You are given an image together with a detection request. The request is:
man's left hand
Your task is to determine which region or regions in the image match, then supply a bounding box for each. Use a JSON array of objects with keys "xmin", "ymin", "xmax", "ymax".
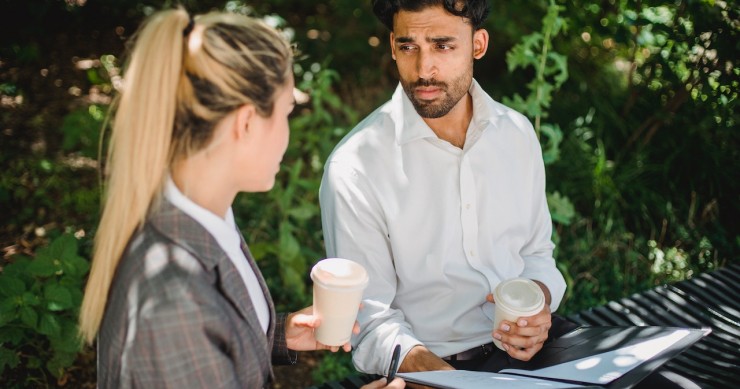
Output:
[
  {"xmin": 491, "ymin": 303, "xmax": 552, "ymax": 361},
  {"xmin": 487, "ymin": 280, "xmax": 553, "ymax": 361}
]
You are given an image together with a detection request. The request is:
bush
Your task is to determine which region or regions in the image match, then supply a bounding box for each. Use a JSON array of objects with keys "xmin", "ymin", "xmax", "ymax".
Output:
[{"xmin": 0, "ymin": 234, "xmax": 89, "ymax": 388}]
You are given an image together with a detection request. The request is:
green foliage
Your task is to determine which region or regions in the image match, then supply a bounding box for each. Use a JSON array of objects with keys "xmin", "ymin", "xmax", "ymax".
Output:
[
  {"xmin": 500, "ymin": 1, "xmax": 576, "ymax": 228},
  {"xmin": 0, "ymin": 234, "xmax": 89, "ymax": 386},
  {"xmin": 547, "ymin": 191, "xmax": 576, "ymax": 226},
  {"xmin": 311, "ymin": 352, "xmax": 356, "ymax": 384},
  {"xmin": 61, "ymin": 105, "xmax": 106, "ymax": 158},
  {"xmin": 503, "ymin": 0, "xmax": 569, "ymax": 139}
]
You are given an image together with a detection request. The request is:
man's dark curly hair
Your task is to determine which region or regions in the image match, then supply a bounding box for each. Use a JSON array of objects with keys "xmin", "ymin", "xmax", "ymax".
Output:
[{"xmin": 372, "ymin": 0, "xmax": 491, "ymax": 31}]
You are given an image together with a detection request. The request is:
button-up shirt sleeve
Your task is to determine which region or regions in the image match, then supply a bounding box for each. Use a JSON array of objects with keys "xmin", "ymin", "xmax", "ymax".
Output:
[{"xmin": 320, "ymin": 160, "xmax": 423, "ymax": 375}]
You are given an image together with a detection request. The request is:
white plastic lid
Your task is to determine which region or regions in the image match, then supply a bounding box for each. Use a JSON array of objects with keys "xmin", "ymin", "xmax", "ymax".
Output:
[
  {"xmin": 310, "ymin": 258, "xmax": 369, "ymax": 290},
  {"xmin": 493, "ymin": 278, "xmax": 545, "ymax": 315}
]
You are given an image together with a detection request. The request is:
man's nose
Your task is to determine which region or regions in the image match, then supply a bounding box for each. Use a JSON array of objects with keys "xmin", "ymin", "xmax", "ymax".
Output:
[{"xmin": 417, "ymin": 50, "xmax": 438, "ymax": 80}]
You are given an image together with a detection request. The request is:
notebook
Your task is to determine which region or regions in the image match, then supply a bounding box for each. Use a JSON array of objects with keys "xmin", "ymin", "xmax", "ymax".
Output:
[{"xmin": 399, "ymin": 326, "xmax": 710, "ymax": 389}]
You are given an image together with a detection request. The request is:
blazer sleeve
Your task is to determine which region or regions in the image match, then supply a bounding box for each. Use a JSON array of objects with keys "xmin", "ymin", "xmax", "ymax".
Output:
[
  {"xmin": 271, "ymin": 312, "xmax": 298, "ymax": 365},
  {"xmin": 125, "ymin": 291, "xmax": 243, "ymax": 388}
]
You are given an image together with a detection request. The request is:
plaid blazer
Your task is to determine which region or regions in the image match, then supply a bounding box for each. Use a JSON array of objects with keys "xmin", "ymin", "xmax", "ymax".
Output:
[{"xmin": 97, "ymin": 199, "xmax": 294, "ymax": 388}]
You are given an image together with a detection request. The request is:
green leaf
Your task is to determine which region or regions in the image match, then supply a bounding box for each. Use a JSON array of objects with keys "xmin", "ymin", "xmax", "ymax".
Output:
[
  {"xmin": 0, "ymin": 346, "xmax": 20, "ymax": 373},
  {"xmin": 50, "ymin": 321, "xmax": 83, "ymax": 353},
  {"xmin": 280, "ymin": 266, "xmax": 304, "ymax": 295},
  {"xmin": 26, "ymin": 256, "xmax": 57, "ymax": 277},
  {"xmin": 541, "ymin": 123, "xmax": 564, "ymax": 165},
  {"xmin": 0, "ymin": 328, "xmax": 24, "ymax": 345},
  {"xmin": 287, "ymin": 204, "xmax": 317, "ymax": 221},
  {"xmin": 247, "ymin": 242, "xmax": 274, "ymax": 261},
  {"xmin": 0, "ymin": 276, "xmax": 25, "ymax": 297},
  {"xmin": 0, "ymin": 297, "xmax": 17, "ymax": 314},
  {"xmin": 19, "ymin": 306, "xmax": 38, "ymax": 329},
  {"xmin": 49, "ymin": 234, "xmax": 78, "ymax": 261},
  {"xmin": 44, "ymin": 284, "xmax": 73, "ymax": 310},
  {"xmin": 546, "ymin": 52, "xmax": 569, "ymax": 88},
  {"xmin": 47, "ymin": 350, "xmax": 77, "ymax": 378},
  {"xmin": 278, "ymin": 223, "xmax": 300, "ymax": 261},
  {"xmin": 38, "ymin": 313, "xmax": 62, "ymax": 337},
  {"xmin": 0, "ymin": 299, "xmax": 18, "ymax": 326},
  {"xmin": 22, "ymin": 292, "xmax": 41, "ymax": 306},
  {"xmin": 62, "ymin": 255, "xmax": 90, "ymax": 278},
  {"xmin": 0, "ymin": 256, "xmax": 30, "ymax": 278},
  {"xmin": 547, "ymin": 191, "xmax": 576, "ymax": 226}
]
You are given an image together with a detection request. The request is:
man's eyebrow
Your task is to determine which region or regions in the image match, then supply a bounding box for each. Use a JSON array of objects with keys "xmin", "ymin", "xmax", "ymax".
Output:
[
  {"xmin": 429, "ymin": 36, "xmax": 456, "ymax": 44},
  {"xmin": 395, "ymin": 36, "xmax": 415, "ymax": 43},
  {"xmin": 394, "ymin": 36, "xmax": 457, "ymax": 44}
]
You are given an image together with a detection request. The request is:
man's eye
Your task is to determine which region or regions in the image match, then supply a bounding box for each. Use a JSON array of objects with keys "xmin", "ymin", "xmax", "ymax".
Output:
[
  {"xmin": 437, "ymin": 44, "xmax": 452, "ymax": 50},
  {"xmin": 399, "ymin": 45, "xmax": 415, "ymax": 52}
]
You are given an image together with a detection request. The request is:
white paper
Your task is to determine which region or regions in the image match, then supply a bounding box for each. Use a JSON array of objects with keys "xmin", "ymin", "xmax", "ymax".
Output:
[
  {"xmin": 500, "ymin": 329, "xmax": 691, "ymax": 384},
  {"xmin": 397, "ymin": 370, "xmax": 588, "ymax": 389}
]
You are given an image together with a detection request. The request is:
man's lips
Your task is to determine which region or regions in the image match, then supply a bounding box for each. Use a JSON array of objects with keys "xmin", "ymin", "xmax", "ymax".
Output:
[{"xmin": 414, "ymin": 86, "xmax": 442, "ymax": 100}]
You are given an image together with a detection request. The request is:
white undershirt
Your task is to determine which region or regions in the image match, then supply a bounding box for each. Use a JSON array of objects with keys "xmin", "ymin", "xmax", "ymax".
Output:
[{"xmin": 164, "ymin": 177, "xmax": 269, "ymax": 333}]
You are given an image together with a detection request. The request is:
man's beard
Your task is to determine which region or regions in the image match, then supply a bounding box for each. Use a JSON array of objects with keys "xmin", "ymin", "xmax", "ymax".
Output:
[{"xmin": 400, "ymin": 71, "xmax": 472, "ymax": 119}]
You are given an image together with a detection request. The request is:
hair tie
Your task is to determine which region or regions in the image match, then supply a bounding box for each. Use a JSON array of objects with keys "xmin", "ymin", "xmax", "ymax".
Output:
[{"xmin": 183, "ymin": 17, "xmax": 195, "ymax": 37}]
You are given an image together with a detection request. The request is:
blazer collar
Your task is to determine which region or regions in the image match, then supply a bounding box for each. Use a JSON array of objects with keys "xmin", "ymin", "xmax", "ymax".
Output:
[{"xmin": 148, "ymin": 199, "xmax": 277, "ymax": 355}]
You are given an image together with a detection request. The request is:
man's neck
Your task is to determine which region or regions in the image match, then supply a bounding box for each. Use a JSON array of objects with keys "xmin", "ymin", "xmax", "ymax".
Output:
[{"xmin": 422, "ymin": 93, "xmax": 474, "ymax": 149}]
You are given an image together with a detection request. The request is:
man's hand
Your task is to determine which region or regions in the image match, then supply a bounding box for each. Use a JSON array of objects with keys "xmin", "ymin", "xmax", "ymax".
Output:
[
  {"xmin": 487, "ymin": 280, "xmax": 553, "ymax": 361},
  {"xmin": 284, "ymin": 306, "xmax": 358, "ymax": 352},
  {"xmin": 398, "ymin": 345, "xmax": 453, "ymax": 389},
  {"xmin": 398, "ymin": 345, "xmax": 453, "ymax": 373},
  {"xmin": 360, "ymin": 377, "xmax": 406, "ymax": 389}
]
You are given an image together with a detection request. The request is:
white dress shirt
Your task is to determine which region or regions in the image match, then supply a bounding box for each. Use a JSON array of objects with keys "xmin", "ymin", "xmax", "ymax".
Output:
[
  {"xmin": 164, "ymin": 177, "xmax": 270, "ymax": 333},
  {"xmin": 319, "ymin": 80, "xmax": 566, "ymax": 374}
]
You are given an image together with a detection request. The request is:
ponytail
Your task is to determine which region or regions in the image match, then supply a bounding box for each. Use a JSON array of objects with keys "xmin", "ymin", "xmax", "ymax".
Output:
[
  {"xmin": 79, "ymin": 7, "xmax": 292, "ymax": 345},
  {"xmin": 79, "ymin": 9, "xmax": 191, "ymax": 344}
]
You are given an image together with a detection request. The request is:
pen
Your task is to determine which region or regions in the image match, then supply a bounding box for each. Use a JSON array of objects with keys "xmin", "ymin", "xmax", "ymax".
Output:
[{"xmin": 387, "ymin": 344, "xmax": 401, "ymax": 381}]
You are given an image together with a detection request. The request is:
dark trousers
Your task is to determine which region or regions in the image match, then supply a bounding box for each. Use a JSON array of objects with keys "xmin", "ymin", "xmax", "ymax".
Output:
[{"xmin": 447, "ymin": 315, "xmax": 699, "ymax": 389}]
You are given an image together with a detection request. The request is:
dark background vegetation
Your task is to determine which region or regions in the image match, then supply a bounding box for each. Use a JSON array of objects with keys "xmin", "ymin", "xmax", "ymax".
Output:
[{"xmin": 1, "ymin": 0, "xmax": 737, "ymax": 387}]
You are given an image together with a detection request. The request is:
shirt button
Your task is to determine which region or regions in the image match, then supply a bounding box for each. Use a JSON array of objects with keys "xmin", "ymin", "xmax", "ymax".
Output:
[
  {"xmin": 470, "ymin": 250, "xmax": 475, "ymax": 257},
  {"xmin": 466, "ymin": 203, "xmax": 471, "ymax": 210}
]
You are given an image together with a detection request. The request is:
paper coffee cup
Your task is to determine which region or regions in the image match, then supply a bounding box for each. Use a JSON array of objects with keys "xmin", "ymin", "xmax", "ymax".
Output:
[
  {"xmin": 492, "ymin": 278, "xmax": 546, "ymax": 350},
  {"xmin": 310, "ymin": 258, "xmax": 369, "ymax": 346}
]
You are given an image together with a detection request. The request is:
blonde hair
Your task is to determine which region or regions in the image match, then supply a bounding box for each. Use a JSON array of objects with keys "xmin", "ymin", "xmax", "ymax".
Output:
[{"xmin": 79, "ymin": 8, "xmax": 293, "ymax": 344}]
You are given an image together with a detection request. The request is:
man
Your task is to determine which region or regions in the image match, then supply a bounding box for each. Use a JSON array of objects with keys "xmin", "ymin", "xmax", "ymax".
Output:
[{"xmin": 319, "ymin": 0, "xmax": 566, "ymax": 376}]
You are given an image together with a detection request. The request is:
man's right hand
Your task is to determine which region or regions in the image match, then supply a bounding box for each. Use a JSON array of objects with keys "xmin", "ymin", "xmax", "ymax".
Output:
[{"xmin": 398, "ymin": 345, "xmax": 454, "ymax": 389}]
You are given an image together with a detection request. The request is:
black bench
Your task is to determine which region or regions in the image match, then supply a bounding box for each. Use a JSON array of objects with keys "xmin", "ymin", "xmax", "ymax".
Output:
[{"xmin": 309, "ymin": 263, "xmax": 740, "ymax": 388}]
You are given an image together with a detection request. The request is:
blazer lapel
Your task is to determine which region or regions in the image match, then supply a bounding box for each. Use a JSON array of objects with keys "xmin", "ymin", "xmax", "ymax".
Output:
[
  {"xmin": 240, "ymin": 236, "xmax": 277, "ymax": 380},
  {"xmin": 240, "ymin": 237, "xmax": 276, "ymax": 340},
  {"xmin": 149, "ymin": 200, "xmax": 271, "ymax": 357}
]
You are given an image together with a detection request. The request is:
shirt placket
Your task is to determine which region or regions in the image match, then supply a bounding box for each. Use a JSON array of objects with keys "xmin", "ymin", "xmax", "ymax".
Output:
[{"xmin": 459, "ymin": 150, "xmax": 497, "ymax": 291}]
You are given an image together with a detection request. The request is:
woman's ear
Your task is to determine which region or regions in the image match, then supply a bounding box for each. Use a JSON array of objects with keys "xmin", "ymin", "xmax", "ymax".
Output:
[{"xmin": 233, "ymin": 104, "xmax": 255, "ymax": 139}]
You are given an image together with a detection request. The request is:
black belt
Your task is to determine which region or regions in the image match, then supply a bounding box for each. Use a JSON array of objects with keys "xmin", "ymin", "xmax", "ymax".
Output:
[{"xmin": 442, "ymin": 342, "xmax": 496, "ymax": 361}]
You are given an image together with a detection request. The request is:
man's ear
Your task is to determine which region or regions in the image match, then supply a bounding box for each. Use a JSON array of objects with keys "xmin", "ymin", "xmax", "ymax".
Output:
[
  {"xmin": 473, "ymin": 28, "xmax": 489, "ymax": 59},
  {"xmin": 233, "ymin": 104, "xmax": 255, "ymax": 139},
  {"xmin": 390, "ymin": 32, "xmax": 397, "ymax": 60}
]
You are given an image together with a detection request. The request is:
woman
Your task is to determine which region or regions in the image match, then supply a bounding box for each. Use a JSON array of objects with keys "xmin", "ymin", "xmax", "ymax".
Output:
[{"xmin": 78, "ymin": 8, "xmax": 403, "ymax": 388}]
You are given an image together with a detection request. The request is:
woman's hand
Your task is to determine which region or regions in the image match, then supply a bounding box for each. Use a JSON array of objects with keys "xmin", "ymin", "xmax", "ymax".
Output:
[{"xmin": 284, "ymin": 305, "xmax": 358, "ymax": 352}]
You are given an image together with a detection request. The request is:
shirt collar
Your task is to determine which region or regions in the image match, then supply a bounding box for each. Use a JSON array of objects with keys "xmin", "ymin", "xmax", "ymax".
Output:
[
  {"xmin": 391, "ymin": 78, "xmax": 506, "ymax": 145},
  {"xmin": 163, "ymin": 176, "xmax": 241, "ymax": 253}
]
